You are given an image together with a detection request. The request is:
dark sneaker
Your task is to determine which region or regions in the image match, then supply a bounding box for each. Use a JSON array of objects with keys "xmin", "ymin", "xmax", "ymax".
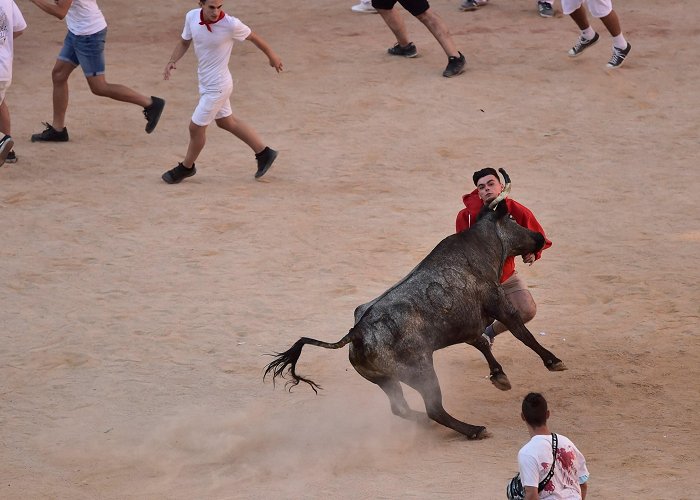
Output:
[
  {"xmin": 0, "ymin": 135, "xmax": 14, "ymax": 167},
  {"xmin": 255, "ymin": 147, "xmax": 278, "ymax": 179},
  {"xmin": 443, "ymin": 52, "xmax": 466, "ymax": 78},
  {"xmin": 568, "ymin": 32, "xmax": 599, "ymax": 57},
  {"xmin": 144, "ymin": 96, "xmax": 165, "ymax": 134},
  {"xmin": 606, "ymin": 42, "xmax": 631, "ymax": 68},
  {"xmin": 537, "ymin": 1, "xmax": 553, "ymax": 17},
  {"xmin": 5, "ymin": 150, "xmax": 17, "ymax": 163},
  {"xmin": 162, "ymin": 162, "xmax": 196, "ymax": 184},
  {"xmin": 459, "ymin": 0, "xmax": 484, "ymax": 11},
  {"xmin": 387, "ymin": 42, "xmax": 417, "ymax": 58},
  {"xmin": 31, "ymin": 123, "xmax": 69, "ymax": 142}
]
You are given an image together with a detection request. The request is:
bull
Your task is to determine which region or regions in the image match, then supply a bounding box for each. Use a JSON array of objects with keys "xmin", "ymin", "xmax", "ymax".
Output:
[{"xmin": 264, "ymin": 169, "xmax": 566, "ymax": 439}]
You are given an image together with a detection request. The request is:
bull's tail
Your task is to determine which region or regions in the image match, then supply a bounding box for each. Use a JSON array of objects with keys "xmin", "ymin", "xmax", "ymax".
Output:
[{"xmin": 263, "ymin": 330, "xmax": 355, "ymax": 394}]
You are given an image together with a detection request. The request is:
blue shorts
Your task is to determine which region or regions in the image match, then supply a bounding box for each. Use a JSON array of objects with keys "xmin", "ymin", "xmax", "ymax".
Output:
[{"xmin": 58, "ymin": 27, "xmax": 107, "ymax": 77}]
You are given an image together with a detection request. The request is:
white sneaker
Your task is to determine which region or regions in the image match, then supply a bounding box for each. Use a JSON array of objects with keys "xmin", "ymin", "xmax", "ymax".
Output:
[
  {"xmin": 351, "ymin": 2, "xmax": 377, "ymax": 13},
  {"xmin": 460, "ymin": 0, "xmax": 488, "ymax": 11},
  {"xmin": 0, "ymin": 134, "xmax": 14, "ymax": 167}
]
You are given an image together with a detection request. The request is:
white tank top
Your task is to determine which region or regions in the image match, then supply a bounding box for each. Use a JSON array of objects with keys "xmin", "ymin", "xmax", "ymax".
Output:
[{"xmin": 65, "ymin": 0, "xmax": 107, "ymax": 36}]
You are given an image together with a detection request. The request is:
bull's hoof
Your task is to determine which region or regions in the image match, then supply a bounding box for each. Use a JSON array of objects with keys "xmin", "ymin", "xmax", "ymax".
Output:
[
  {"xmin": 546, "ymin": 360, "xmax": 568, "ymax": 372},
  {"xmin": 468, "ymin": 426, "xmax": 490, "ymax": 440},
  {"xmin": 490, "ymin": 372, "xmax": 512, "ymax": 391}
]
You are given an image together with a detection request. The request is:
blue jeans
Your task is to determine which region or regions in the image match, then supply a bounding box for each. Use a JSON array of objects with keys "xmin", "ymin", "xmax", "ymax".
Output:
[{"xmin": 58, "ymin": 28, "xmax": 107, "ymax": 77}]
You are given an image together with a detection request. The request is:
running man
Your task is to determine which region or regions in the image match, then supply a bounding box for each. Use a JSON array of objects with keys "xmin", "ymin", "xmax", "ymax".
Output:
[
  {"xmin": 28, "ymin": 0, "xmax": 165, "ymax": 142},
  {"xmin": 161, "ymin": 0, "xmax": 283, "ymax": 184}
]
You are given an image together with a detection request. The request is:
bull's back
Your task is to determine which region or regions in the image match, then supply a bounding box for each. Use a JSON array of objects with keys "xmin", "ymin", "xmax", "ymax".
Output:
[{"xmin": 349, "ymin": 231, "xmax": 498, "ymax": 362}]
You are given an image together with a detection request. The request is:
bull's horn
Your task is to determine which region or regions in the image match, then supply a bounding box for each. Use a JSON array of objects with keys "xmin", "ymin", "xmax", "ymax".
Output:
[{"xmin": 488, "ymin": 168, "xmax": 512, "ymax": 210}]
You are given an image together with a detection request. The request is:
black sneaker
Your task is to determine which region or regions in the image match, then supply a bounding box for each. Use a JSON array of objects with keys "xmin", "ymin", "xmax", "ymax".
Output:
[
  {"xmin": 606, "ymin": 42, "xmax": 631, "ymax": 68},
  {"xmin": 5, "ymin": 150, "xmax": 17, "ymax": 163},
  {"xmin": 144, "ymin": 96, "xmax": 165, "ymax": 134},
  {"xmin": 255, "ymin": 147, "xmax": 278, "ymax": 179},
  {"xmin": 443, "ymin": 52, "xmax": 466, "ymax": 78},
  {"xmin": 387, "ymin": 42, "xmax": 417, "ymax": 58},
  {"xmin": 162, "ymin": 162, "xmax": 196, "ymax": 184},
  {"xmin": 568, "ymin": 32, "xmax": 599, "ymax": 57},
  {"xmin": 31, "ymin": 123, "xmax": 69, "ymax": 142},
  {"xmin": 0, "ymin": 135, "xmax": 13, "ymax": 167},
  {"xmin": 537, "ymin": 1, "xmax": 553, "ymax": 17}
]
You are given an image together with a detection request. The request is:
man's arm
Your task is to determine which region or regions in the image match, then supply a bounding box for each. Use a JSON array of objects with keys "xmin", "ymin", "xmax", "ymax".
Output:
[
  {"xmin": 163, "ymin": 38, "xmax": 191, "ymax": 80},
  {"xmin": 29, "ymin": 0, "xmax": 72, "ymax": 20},
  {"xmin": 580, "ymin": 481, "xmax": 588, "ymax": 499},
  {"xmin": 13, "ymin": 30, "xmax": 24, "ymax": 38},
  {"xmin": 246, "ymin": 32, "xmax": 283, "ymax": 72},
  {"xmin": 523, "ymin": 486, "xmax": 539, "ymax": 500}
]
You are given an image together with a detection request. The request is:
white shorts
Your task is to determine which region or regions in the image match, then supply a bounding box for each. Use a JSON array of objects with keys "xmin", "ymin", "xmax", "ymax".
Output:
[
  {"xmin": 192, "ymin": 84, "xmax": 233, "ymax": 126},
  {"xmin": 561, "ymin": 0, "xmax": 613, "ymax": 18},
  {"xmin": 0, "ymin": 80, "xmax": 10, "ymax": 104}
]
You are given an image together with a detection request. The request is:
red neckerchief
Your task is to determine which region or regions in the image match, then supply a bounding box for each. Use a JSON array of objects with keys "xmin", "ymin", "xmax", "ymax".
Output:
[{"xmin": 199, "ymin": 9, "xmax": 225, "ymax": 32}]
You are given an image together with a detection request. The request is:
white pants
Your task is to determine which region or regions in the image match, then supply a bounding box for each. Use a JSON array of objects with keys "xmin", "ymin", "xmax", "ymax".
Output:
[
  {"xmin": 561, "ymin": 0, "xmax": 613, "ymax": 18},
  {"xmin": 192, "ymin": 83, "xmax": 233, "ymax": 126}
]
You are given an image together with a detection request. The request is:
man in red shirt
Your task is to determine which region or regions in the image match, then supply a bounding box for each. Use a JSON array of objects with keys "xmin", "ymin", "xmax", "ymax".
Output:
[{"xmin": 455, "ymin": 168, "xmax": 552, "ymax": 346}]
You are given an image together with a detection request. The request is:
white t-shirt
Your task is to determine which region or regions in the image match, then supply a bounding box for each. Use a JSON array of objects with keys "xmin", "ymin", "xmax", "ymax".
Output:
[
  {"xmin": 518, "ymin": 433, "xmax": 589, "ymax": 499},
  {"xmin": 66, "ymin": 0, "xmax": 107, "ymax": 36},
  {"xmin": 0, "ymin": 0, "xmax": 26, "ymax": 82},
  {"xmin": 181, "ymin": 9, "xmax": 251, "ymax": 93}
]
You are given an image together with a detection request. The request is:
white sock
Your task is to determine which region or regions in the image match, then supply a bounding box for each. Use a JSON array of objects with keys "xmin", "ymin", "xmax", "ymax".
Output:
[
  {"xmin": 612, "ymin": 34, "xmax": 628, "ymax": 50},
  {"xmin": 581, "ymin": 27, "xmax": 596, "ymax": 40}
]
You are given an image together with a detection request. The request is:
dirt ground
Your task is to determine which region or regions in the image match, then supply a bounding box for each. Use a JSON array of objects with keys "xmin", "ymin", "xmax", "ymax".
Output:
[{"xmin": 1, "ymin": 0, "xmax": 698, "ymax": 498}]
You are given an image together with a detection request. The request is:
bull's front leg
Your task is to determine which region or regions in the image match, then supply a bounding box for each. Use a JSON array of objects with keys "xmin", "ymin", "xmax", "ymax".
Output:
[
  {"xmin": 490, "ymin": 294, "xmax": 567, "ymax": 372},
  {"xmin": 470, "ymin": 334, "xmax": 512, "ymax": 391},
  {"xmin": 510, "ymin": 321, "xmax": 567, "ymax": 371}
]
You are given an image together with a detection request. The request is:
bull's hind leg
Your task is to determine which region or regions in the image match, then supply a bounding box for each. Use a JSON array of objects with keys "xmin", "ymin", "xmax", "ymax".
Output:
[
  {"xmin": 370, "ymin": 376, "xmax": 427, "ymax": 421},
  {"xmin": 404, "ymin": 361, "xmax": 488, "ymax": 440}
]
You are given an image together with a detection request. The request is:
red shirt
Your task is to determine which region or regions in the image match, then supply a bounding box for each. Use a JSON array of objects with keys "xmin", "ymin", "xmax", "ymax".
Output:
[{"xmin": 455, "ymin": 189, "xmax": 552, "ymax": 283}]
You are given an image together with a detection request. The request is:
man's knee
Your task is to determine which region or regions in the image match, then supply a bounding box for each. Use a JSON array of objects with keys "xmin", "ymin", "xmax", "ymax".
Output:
[
  {"xmin": 89, "ymin": 86, "xmax": 108, "ymax": 97},
  {"xmin": 51, "ymin": 68, "xmax": 70, "ymax": 85},
  {"xmin": 215, "ymin": 117, "xmax": 232, "ymax": 128},
  {"xmin": 518, "ymin": 302, "xmax": 537, "ymax": 324},
  {"xmin": 189, "ymin": 121, "xmax": 206, "ymax": 133},
  {"xmin": 415, "ymin": 6, "xmax": 435, "ymax": 21},
  {"xmin": 86, "ymin": 77, "xmax": 109, "ymax": 97}
]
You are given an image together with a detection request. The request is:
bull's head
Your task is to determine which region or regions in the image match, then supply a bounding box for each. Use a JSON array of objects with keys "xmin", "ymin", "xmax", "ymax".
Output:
[{"xmin": 496, "ymin": 204, "xmax": 545, "ymax": 258}]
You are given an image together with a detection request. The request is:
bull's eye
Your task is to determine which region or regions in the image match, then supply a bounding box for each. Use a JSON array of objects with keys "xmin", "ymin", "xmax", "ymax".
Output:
[{"xmin": 509, "ymin": 215, "xmax": 514, "ymax": 220}]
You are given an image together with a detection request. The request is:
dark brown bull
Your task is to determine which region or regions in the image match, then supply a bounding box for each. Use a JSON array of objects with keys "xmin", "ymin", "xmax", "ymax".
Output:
[{"xmin": 264, "ymin": 169, "xmax": 566, "ymax": 439}]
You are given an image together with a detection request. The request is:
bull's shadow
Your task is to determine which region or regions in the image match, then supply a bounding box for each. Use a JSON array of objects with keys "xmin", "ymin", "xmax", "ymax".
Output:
[{"xmin": 264, "ymin": 169, "xmax": 566, "ymax": 439}]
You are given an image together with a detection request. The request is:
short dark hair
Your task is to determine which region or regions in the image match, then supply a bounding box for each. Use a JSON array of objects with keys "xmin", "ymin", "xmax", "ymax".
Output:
[
  {"xmin": 472, "ymin": 168, "xmax": 500, "ymax": 186},
  {"xmin": 522, "ymin": 392, "xmax": 548, "ymax": 427}
]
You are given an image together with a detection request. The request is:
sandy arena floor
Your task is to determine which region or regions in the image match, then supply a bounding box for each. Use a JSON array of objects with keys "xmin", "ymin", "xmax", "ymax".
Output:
[{"xmin": 1, "ymin": 0, "xmax": 698, "ymax": 498}]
